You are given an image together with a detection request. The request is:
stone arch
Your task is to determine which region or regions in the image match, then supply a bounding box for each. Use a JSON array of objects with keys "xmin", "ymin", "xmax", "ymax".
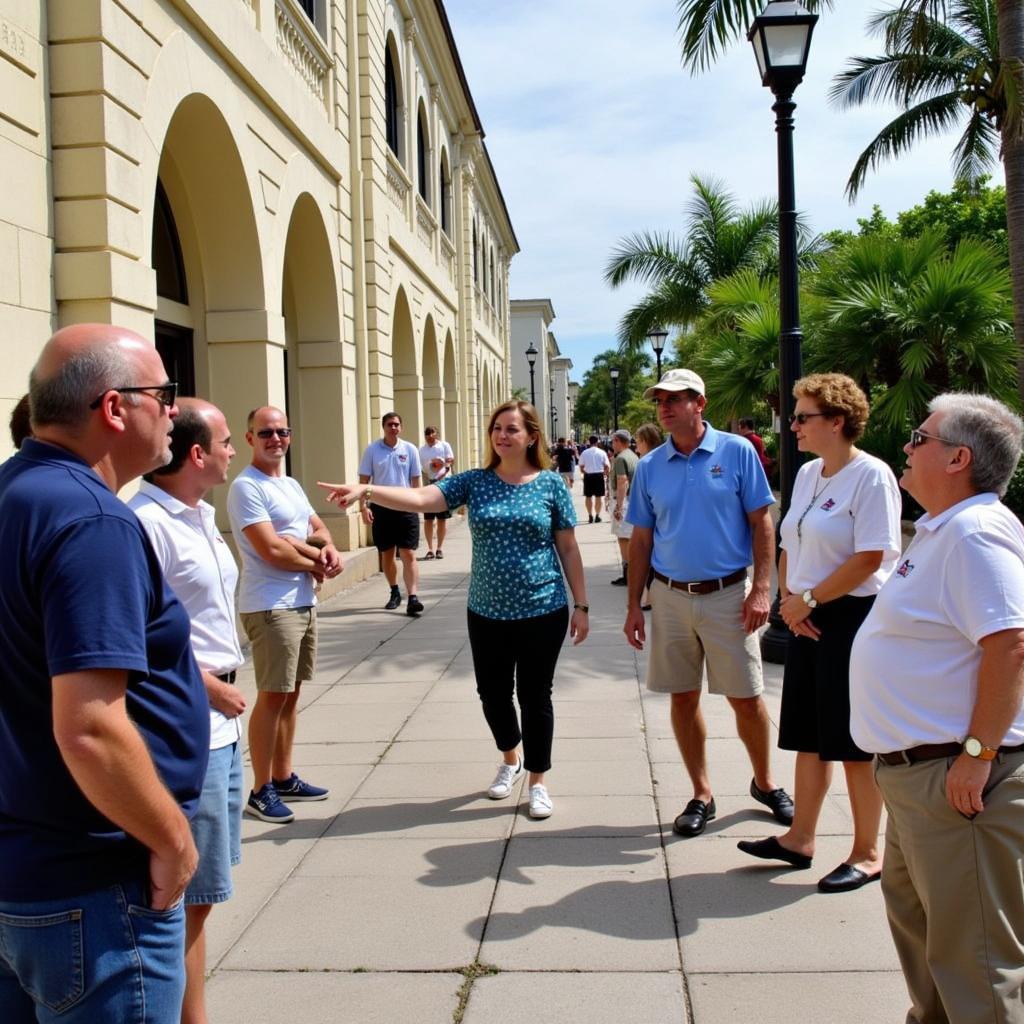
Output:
[
  {"xmin": 391, "ymin": 286, "xmax": 421, "ymax": 439},
  {"xmin": 442, "ymin": 329, "xmax": 458, "ymax": 462},
  {"xmin": 422, "ymin": 315, "xmax": 442, "ymax": 440}
]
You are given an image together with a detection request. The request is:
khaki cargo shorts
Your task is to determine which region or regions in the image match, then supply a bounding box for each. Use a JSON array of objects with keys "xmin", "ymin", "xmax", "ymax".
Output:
[
  {"xmin": 241, "ymin": 606, "xmax": 317, "ymax": 693},
  {"xmin": 646, "ymin": 577, "xmax": 763, "ymax": 697}
]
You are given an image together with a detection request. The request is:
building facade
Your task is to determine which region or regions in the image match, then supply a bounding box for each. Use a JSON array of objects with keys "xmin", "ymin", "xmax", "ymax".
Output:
[{"xmin": 0, "ymin": 0, "xmax": 517, "ymax": 549}]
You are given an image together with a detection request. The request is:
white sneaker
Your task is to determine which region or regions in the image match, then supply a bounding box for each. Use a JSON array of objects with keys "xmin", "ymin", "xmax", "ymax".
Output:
[
  {"xmin": 487, "ymin": 760, "xmax": 523, "ymax": 799},
  {"xmin": 528, "ymin": 784, "xmax": 553, "ymax": 819}
]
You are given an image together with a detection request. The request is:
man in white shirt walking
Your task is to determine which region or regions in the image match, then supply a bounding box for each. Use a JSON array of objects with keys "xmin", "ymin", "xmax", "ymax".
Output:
[
  {"xmin": 578, "ymin": 434, "xmax": 610, "ymax": 523},
  {"xmin": 129, "ymin": 398, "xmax": 246, "ymax": 1024},
  {"xmin": 227, "ymin": 406, "xmax": 342, "ymax": 825},
  {"xmin": 419, "ymin": 425, "xmax": 454, "ymax": 559}
]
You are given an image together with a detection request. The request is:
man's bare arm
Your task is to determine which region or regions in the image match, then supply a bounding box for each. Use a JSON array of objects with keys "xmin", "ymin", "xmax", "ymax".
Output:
[{"xmin": 243, "ymin": 521, "xmax": 321, "ymax": 573}]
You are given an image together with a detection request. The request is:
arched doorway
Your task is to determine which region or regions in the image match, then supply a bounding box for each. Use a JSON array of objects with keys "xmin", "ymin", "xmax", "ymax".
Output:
[
  {"xmin": 391, "ymin": 287, "xmax": 421, "ymax": 440},
  {"xmin": 422, "ymin": 315, "xmax": 442, "ymax": 442},
  {"xmin": 442, "ymin": 330, "xmax": 459, "ymax": 464}
]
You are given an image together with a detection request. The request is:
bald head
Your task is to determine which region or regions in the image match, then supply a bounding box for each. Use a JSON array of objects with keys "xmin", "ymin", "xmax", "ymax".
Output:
[
  {"xmin": 247, "ymin": 406, "xmax": 286, "ymax": 431},
  {"xmin": 30, "ymin": 324, "xmax": 159, "ymax": 432}
]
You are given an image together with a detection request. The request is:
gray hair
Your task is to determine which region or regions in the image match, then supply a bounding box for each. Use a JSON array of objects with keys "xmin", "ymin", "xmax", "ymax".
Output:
[
  {"xmin": 929, "ymin": 392, "xmax": 1024, "ymax": 497},
  {"xmin": 30, "ymin": 344, "xmax": 139, "ymax": 430}
]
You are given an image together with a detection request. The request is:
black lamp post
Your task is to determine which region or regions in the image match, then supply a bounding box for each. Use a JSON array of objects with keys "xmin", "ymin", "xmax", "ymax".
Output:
[
  {"xmin": 646, "ymin": 327, "xmax": 668, "ymax": 382},
  {"xmin": 610, "ymin": 366, "xmax": 620, "ymax": 430},
  {"xmin": 549, "ymin": 381, "xmax": 556, "ymax": 437},
  {"xmin": 748, "ymin": 0, "xmax": 817, "ymax": 663},
  {"xmin": 525, "ymin": 341, "xmax": 538, "ymax": 407}
]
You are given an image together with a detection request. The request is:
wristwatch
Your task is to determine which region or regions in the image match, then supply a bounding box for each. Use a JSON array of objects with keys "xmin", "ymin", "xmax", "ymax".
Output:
[
  {"xmin": 574, "ymin": 603, "xmax": 590, "ymax": 614},
  {"xmin": 801, "ymin": 589, "xmax": 818, "ymax": 609},
  {"xmin": 963, "ymin": 735, "xmax": 998, "ymax": 761}
]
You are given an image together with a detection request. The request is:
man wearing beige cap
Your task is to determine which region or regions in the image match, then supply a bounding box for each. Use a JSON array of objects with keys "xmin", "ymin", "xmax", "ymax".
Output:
[{"xmin": 623, "ymin": 369, "xmax": 792, "ymax": 838}]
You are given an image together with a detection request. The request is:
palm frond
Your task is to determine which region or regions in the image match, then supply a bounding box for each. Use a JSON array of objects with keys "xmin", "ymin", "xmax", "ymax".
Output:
[
  {"xmin": 604, "ymin": 232, "xmax": 691, "ymax": 289},
  {"xmin": 951, "ymin": 111, "xmax": 1000, "ymax": 184}
]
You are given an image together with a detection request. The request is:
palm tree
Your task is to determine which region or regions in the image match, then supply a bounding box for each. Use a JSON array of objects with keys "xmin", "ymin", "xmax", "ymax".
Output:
[{"xmin": 604, "ymin": 175, "xmax": 779, "ymax": 349}]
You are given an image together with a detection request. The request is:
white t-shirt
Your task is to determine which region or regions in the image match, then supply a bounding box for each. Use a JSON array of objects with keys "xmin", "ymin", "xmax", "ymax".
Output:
[
  {"xmin": 227, "ymin": 465, "xmax": 317, "ymax": 613},
  {"xmin": 358, "ymin": 438, "xmax": 421, "ymax": 487},
  {"xmin": 850, "ymin": 493, "xmax": 1024, "ymax": 753},
  {"xmin": 419, "ymin": 440, "xmax": 454, "ymax": 482},
  {"xmin": 780, "ymin": 451, "xmax": 902, "ymax": 596},
  {"xmin": 579, "ymin": 446, "xmax": 610, "ymax": 474},
  {"xmin": 129, "ymin": 481, "xmax": 244, "ymax": 749}
]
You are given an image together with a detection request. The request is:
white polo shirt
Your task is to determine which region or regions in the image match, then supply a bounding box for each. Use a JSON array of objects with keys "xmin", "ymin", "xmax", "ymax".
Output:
[
  {"xmin": 849, "ymin": 493, "xmax": 1024, "ymax": 753},
  {"xmin": 358, "ymin": 438, "xmax": 421, "ymax": 487},
  {"xmin": 129, "ymin": 481, "xmax": 244, "ymax": 750},
  {"xmin": 419, "ymin": 440, "xmax": 454, "ymax": 482},
  {"xmin": 579, "ymin": 446, "xmax": 609, "ymax": 474}
]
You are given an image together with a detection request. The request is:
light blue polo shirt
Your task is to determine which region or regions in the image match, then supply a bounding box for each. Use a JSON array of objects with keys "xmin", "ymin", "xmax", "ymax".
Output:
[
  {"xmin": 358, "ymin": 438, "xmax": 421, "ymax": 486},
  {"xmin": 627, "ymin": 423, "xmax": 774, "ymax": 581}
]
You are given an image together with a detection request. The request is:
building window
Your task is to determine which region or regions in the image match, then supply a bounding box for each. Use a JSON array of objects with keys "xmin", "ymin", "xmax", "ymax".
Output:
[
  {"xmin": 385, "ymin": 45, "xmax": 400, "ymax": 159},
  {"xmin": 153, "ymin": 181, "xmax": 188, "ymax": 304},
  {"xmin": 416, "ymin": 108, "xmax": 428, "ymax": 202},
  {"xmin": 473, "ymin": 223, "xmax": 478, "ymax": 284},
  {"xmin": 297, "ymin": 0, "xmax": 315, "ymax": 21},
  {"xmin": 439, "ymin": 151, "xmax": 451, "ymax": 234}
]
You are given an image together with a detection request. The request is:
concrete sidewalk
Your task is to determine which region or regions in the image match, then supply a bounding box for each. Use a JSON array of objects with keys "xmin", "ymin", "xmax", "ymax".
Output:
[{"xmin": 205, "ymin": 487, "xmax": 907, "ymax": 1024}]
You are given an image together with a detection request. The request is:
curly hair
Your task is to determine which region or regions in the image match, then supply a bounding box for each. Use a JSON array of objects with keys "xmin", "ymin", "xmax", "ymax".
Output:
[
  {"xmin": 483, "ymin": 400, "xmax": 551, "ymax": 471},
  {"xmin": 793, "ymin": 373, "xmax": 870, "ymax": 441}
]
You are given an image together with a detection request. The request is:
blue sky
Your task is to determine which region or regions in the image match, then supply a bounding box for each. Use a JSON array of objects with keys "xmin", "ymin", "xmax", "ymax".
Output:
[{"xmin": 443, "ymin": 0, "xmax": 1002, "ymax": 380}]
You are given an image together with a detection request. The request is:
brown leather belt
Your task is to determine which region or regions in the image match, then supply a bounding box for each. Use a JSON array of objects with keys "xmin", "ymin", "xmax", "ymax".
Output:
[
  {"xmin": 652, "ymin": 567, "xmax": 747, "ymax": 596},
  {"xmin": 877, "ymin": 741, "xmax": 1024, "ymax": 766}
]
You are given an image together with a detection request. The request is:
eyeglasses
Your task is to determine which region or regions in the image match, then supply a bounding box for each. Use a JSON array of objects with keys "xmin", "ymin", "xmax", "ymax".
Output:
[
  {"xmin": 788, "ymin": 412, "xmax": 828, "ymax": 425},
  {"xmin": 255, "ymin": 428, "xmax": 292, "ymax": 439},
  {"xmin": 89, "ymin": 383, "xmax": 178, "ymax": 409},
  {"xmin": 910, "ymin": 428, "xmax": 962, "ymax": 449},
  {"xmin": 651, "ymin": 393, "xmax": 689, "ymax": 406}
]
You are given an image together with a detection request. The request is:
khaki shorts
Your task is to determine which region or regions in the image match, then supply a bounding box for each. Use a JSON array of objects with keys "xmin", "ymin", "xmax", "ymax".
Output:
[
  {"xmin": 241, "ymin": 607, "xmax": 317, "ymax": 693},
  {"xmin": 646, "ymin": 577, "xmax": 763, "ymax": 697}
]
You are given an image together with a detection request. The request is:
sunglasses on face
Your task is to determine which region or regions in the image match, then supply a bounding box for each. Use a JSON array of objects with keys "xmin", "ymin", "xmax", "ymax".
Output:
[
  {"xmin": 255, "ymin": 428, "xmax": 292, "ymax": 439},
  {"xmin": 89, "ymin": 383, "xmax": 178, "ymax": 409},
  {"xmin": 909, "ymin": 428, "xmax": 961, "ymax": 449},
  {"xmin": 788, "ymin": 412, "xmax": 828, "ymax": 425}
]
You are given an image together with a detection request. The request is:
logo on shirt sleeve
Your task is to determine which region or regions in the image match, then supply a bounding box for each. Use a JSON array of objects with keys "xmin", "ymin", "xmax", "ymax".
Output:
[{"xmin": 895, "ymin": 559, "xmax": 915, "ymax": 578}]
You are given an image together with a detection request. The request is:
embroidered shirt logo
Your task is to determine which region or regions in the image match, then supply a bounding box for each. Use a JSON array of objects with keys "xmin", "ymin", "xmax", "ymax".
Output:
[
  {"xmin": 896, "ymin": 559, "xmax": 914, "ymax": 578},
  {"xmin": 709, "ymin": 465, "xmax": 724, "ymax": 477},
  {"xmin": 398, "ymin": 454, "xmax": 408, "ymax": 462},
  {"xmin": 820, "ymin": 498, "xmax": 836, "ymax": 511}
]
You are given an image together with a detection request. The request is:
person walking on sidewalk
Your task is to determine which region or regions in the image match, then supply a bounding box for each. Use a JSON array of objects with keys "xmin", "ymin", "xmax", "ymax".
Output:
[
  {"xmin": 579, "ymin": 433, "xmax": 609, "ymax": 522},
  {"xmin": 228, "ymin": 406, "xmax": 342, "ymax": 825},
  {"xmin": 554, "ymin": 436, "xmax": 577, "ymax": 490},
  {"xmin": 359, "ymin": 411, "xmax": 424, "ymax": 614},
  {"xmin": 419, "ymin": 425, "xmax": 454, "ymax": 560},
  {"xmin": 129, "ymin": 398, "xmax": 247, "ymax": 1024},
  {"xmin": 320, "ymin": 399, "xmax": 589, "ymax": 820},
  {"xmin": 736, "ymin": 375, "xmax": 901, "ymax": 894},
  {"xmin": 850, "ymin": 393, "xmax": 1024, "ymax": 1024},
  {"xmin": 609, "ymin": 428, "xmax": 639, "ymax": 587},
  {"xmin": 623, "ymin": 368, "xmax": 792, "ymax": 838}
]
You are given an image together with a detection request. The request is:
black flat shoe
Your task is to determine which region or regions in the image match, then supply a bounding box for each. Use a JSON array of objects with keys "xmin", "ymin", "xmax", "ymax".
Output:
[
  {"xmin": 673, "ymin": 798, "xmax": 716, "ymax": 837},
  {"xmin": 385, "ymin": 591, "xmax": 402, "ymax": 610},
  {"xmin": 736, "ymin": 835, "xmax": 812, "ymax": 869},
  {"xmin": 817, "ymin": 863, "xmax": 881, "ymax": 894},
  {"xmin": 750, "ymin": 778, "xmax": 795, "ymax": 825}
]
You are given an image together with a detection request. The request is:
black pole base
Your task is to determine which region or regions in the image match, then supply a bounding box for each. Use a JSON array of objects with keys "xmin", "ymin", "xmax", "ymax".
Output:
[{"xmin": 760, "ymin": 590, "xmax": 790, "ymax": 664}]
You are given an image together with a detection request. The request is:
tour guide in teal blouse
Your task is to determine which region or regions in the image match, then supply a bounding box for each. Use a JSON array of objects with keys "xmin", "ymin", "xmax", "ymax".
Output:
[{"xmin": 320, "ymin": 400, "xmax": 589, "ymax": 822}]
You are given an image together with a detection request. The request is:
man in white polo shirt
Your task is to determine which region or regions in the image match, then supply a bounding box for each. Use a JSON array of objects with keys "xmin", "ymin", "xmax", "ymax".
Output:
[
  {"xmin": 419, "ymin": 425, "xmax": 454, "ymax": 560},
  {"xmin": 850, "ymin": 393, "xmax": 1024, "ymax": 1024},
  {"xmin": 359, "ymin": 411, "xmax": 424, "ymax": 614},
  {"xmin": 129, "ymin": 398, "xmax": 245, "ymax": 1024},
  {"xmin": 578, "ymin": 434, "xmax": 610, "ymax": 523}
]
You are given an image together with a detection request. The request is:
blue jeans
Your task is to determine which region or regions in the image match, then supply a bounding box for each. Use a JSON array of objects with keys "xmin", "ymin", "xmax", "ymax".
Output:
[{"xmin": 0, "ymin": 879, "xmax": 185, "ymax": 1023}]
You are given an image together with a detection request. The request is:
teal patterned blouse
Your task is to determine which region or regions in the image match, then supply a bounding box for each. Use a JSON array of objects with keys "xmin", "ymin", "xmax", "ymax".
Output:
[{"xmin": 436, "ymin": 468, "xmax": 577, "ymax": 620}]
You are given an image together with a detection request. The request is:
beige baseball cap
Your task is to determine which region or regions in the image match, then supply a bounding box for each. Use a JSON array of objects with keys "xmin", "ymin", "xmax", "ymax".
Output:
[{"xmin": 643, "ymin": 368, "xmax": 705, "ymax": 400}]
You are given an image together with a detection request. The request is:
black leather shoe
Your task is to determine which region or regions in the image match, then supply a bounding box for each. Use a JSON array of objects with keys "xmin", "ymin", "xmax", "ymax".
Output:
[
  {"xmin": 817, "ymin": 863, "xmax": 881, "ymax": 894},
  {"xmin": 736, "ymin": 835, "xmax": 812, "ymax": 869},
  {"xmin": 750, "ymin": 778, "xmax": 794, "ymax": 825},
  {"xmin": 673, "ymin": 798, "xmax": 716, "ymax": 837},
  {"xmin": 610, "ymin": 576, "xmax": 627, "ymax": 586},
  {"xmin": 406, "ymin": 595, "xmax": 424, "ymax": 616},
  {"xmin": 385, "ymin": 591, "xmax": 402, "ymax": 610}
]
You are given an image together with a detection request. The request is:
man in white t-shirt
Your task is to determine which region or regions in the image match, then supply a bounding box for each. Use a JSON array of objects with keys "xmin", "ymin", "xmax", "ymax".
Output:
[
  {"xmin": 849, "ymin": 393, "xmax": 1024, "ymax": 1024},
  {"xmin": 419, "ymin": 426, "xmax": 454, "ymax": 560},
  {"xmin": 578, "ymin": 434, "xmax": 610, "ymax": 523},
  {"xmin": 227, "ymin": 406, "xmax": 342, "ymax": 826},
  {"xmin": 129, "ymin": 398, "xmax": 245, "ymax": 1024}
]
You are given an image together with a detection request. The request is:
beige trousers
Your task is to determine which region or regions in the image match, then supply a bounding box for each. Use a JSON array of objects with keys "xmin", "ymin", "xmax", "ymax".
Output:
[{"xmin": 876, "ymin": 751, "xmax": 1024, "ymax": 1024}]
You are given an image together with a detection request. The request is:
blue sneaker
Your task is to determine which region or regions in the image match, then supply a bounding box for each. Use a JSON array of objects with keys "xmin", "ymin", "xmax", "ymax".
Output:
[
  {"xmin": 272, "ymin": 773, "xmax": 329, "ymax": 802},
  {"xmin": 245, "ymin": 783, "xmax": 295, "ymax": 823}
]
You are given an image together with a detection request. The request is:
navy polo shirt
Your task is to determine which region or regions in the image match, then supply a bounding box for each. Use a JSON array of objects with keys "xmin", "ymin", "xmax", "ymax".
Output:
[
  {"xmin": 627, "ymin": 423, "xmax": 774, "ymax": 581},
  {"xmin": 0, "ymin": 439, "xmax": 209, "ymax": 900}
]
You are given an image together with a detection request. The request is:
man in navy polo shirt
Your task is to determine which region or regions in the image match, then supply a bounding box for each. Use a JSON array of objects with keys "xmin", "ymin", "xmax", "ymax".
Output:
[
  {"xmin": 0, "ymin": 324, "xmax": 209, "ymax": 1023},
  {"xmin": 623, "ymin": 369, "xmax": 793, "ymax": 839}
]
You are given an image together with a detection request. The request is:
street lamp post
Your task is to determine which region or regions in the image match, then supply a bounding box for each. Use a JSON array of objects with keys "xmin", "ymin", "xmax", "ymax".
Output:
[
  {"xmin": 748, "ymin": 0, "xmax": 817, "ymax": 664},
  {"xmin": 646, "ymin": 327, "xmax": 668, "ymax": 382},
  {"xmin": 610, "ymin": 366, "xmax": 620, "ymax": 431},
  {"xmin": 525, "ymin": 341, "xmax": 538, "ymax": 407},
  {"xmin": 549, "ymin": 381, "xmax": 556, "ymax": 437}
]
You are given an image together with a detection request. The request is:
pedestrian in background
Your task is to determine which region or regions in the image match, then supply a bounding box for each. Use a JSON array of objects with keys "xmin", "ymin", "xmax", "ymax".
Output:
[
  {"xmin": 320, "ymin": 399, "xmax": 589, "ymax": 820},
  {"xmin": 579, "ymin": 432, "xmax": 609, "ymax": 522},
  {"xmin": 609, "ymin": 428, "xmax": 639, "ymax": 587},
  {"xmin": 419, "ymin": 425, "xmax": 454, "ymax": 559}
]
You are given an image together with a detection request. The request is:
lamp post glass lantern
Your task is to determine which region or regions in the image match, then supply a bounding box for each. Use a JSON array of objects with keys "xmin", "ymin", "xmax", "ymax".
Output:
[
  {"xmin": 646, "ymin": 328, "xmax": 668, "ymax": 382},
  {"xmin": 748, "ymin": 0, "xmax": 817, "ymax": 664},
  {"xmin": 525, "ymin": 341, "xmax": 538, "ymax": 407},
  {"xmin": 609, "ymin": 366, "xmax": 620, "ymax": 431}
]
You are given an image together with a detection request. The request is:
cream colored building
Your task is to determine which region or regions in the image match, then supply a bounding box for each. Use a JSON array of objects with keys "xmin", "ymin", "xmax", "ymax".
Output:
[{"xmin": 0, "ymin": 0, "xmax": 517, "ymax": 549}]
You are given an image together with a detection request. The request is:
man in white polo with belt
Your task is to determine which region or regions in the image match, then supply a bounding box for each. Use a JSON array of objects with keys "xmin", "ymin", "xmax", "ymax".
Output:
[
  {"xmin": 622, "ymin": 368, "xmax": 792, "ymax": 838},
  {"xmin": 850, "ymin": 393, "xmax": 1024, "ymax": 1024}
]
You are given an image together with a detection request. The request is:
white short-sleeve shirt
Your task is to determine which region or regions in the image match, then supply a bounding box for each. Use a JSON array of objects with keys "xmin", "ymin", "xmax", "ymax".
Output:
[
  {"xmin": 129, "ymin": 481, "xmax": 244, "ymax": 749},
  {"xmin": 579, "ymin": 446, "xmax": 609, "ymax": 474},
  {"xmin": 849, "ymin": 493, "xmax": 1024, "ymax": 753},
  {"xmin": 226, "ymin": 465, "xmax": 317, "ymax": 613},
  {"xmin": 780, "ymin": 451, "xmax": 902, "ymax": 596},
  {"xmin": 419, "ymin": 440, "xmax": 454, "ymax": 482},
  {"xmin": 358, "ymin": 438, "xmax": 422, "ymax": 487}
]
